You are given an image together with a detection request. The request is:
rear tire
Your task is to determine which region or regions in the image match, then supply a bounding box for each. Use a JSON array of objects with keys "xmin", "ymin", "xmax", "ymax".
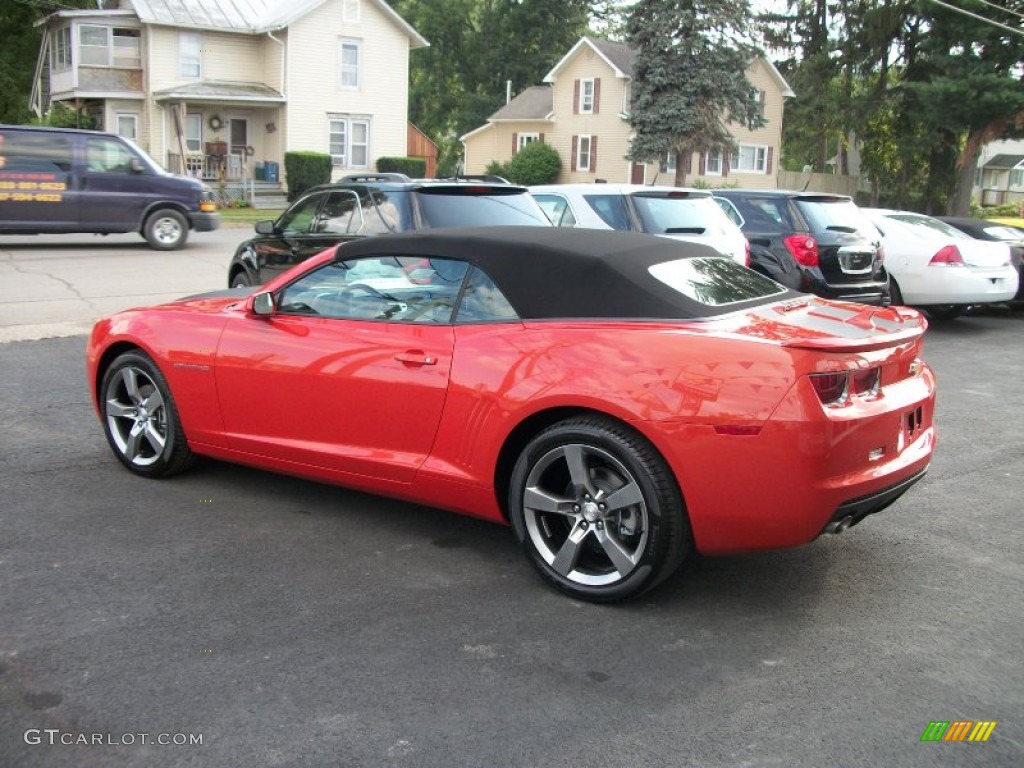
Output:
[
  {"xmin": 143, "ymin": 209, "xmax": 188, "ymax": 250},
  {"xmin": 230, "ymin": 271, "xmax": 252, "ymax": 288},
  {"xmin": 888, "ymin": 278, "xmax": 904, "ymax": 307},
  {"xmin": 509, "ymin": 416, "xmax": 690, "ymax": 603}
]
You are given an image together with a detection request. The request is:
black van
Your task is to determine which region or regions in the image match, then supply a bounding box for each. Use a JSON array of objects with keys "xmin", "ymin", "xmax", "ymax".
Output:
[{"xmin": 0, "ymin": 125, "xmax": 219, "ymax": 250}]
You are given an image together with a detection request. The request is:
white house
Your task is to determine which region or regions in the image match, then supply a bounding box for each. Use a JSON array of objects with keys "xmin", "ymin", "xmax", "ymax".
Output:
[{"xmin": 30, "ymin": 0, "xmax": 427, "ymax": 196}]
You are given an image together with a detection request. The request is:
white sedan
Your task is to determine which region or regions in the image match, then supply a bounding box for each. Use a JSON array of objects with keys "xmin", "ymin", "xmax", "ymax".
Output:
[
  {"xmin": 531, "ymin": 183, "xmax": 749, "ymax": 266},
  {"xmin": 864, "ymin": 208, "xmax": 1019, "ymax": 319}
]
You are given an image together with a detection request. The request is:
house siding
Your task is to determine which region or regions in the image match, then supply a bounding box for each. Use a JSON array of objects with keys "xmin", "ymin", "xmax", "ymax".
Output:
[
  {"xmin": 286, "ymin": 0, "xmax": 410, "ymax": 176},
  {"xmin": 463, "ymin": 43, "xmax": 790, "ymax": 190}
]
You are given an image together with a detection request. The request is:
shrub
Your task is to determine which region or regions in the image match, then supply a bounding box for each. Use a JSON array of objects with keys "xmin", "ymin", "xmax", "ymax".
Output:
[
  {"xmin": 377, "ymin": 156, "xmax": 426, "ymax": 178},
  {"xmin": 505, "ymin": 142, "xmax": 561, "ymax": 185},
  {"xmin": 32, "ymin": 103, "xmax": 98, "ymax": 130},
  {"xmin": 283, "ymin": 151, "xmax": 332, "ymax": 201},
  {"xmin": 484, "ymin": 160, "xmax": 512, "ymax": 179}
]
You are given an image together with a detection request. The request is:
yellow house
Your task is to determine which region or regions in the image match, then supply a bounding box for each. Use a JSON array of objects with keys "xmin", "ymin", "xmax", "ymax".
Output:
[
  {"xmin": 30, "ymin": 0, "xmax": 426, "ymax": 203},
  {"xmin": 462, "ymin": 36, "xmax": 794, "ymax": 188}
]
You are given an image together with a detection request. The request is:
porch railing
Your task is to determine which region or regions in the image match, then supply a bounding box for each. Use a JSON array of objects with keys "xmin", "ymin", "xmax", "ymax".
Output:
[{"xmin": 167, "ymin": 151, "xmax": 256, "ymax": 207}]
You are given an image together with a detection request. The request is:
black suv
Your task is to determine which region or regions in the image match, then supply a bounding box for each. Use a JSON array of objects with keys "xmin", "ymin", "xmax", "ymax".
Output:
[
  {"xmin": 228, "ymin": 174, "xmax": 549, "ymax": 287},
  {"xmin": 714, "ymin": 190, "xmax": 889, "ymax": 305}
]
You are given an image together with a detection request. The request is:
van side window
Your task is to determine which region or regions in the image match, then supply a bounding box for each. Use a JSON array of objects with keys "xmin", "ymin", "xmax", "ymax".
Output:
[
  {"xmin": 86, "ymin": 138, "xmax": 137, "ymax": 174},
  {"xmin": 0, "ymin": 130, "xmax": 73, "ymax": 174}
]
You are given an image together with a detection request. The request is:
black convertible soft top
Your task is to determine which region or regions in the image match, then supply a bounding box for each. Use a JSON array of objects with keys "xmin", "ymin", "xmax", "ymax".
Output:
[{"xmin": 334, "ymin": 226, "xmax": 794, "ymax": 320}]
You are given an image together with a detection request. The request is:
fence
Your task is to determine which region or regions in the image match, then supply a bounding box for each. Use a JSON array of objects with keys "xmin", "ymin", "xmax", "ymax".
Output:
[{"xmin": 777, "ymin": 170, "xmax": 859, "ymax": 197}]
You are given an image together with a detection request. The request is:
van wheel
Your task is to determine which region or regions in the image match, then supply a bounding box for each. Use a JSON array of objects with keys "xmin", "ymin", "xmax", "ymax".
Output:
[
  {"xmin": 230, "ymin": 271, "xmax": 252, "ymax": 288},
  {"xmin": 144, "ymin": 209, "xmax": 188, "ymax": 250}
]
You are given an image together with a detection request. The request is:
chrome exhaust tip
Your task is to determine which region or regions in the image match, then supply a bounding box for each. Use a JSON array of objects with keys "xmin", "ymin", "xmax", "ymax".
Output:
[{"xmin": 825, "ymin": 516, "xmax": 854, "ymax": 535}]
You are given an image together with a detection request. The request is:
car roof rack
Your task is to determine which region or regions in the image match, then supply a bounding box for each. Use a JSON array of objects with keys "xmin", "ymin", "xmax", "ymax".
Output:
[{"xmin": 339, "ymin": 173, "xmax": 412, "ymax": 183}]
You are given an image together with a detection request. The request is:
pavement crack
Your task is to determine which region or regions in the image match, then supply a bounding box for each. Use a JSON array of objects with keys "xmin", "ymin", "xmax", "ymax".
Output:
[{"xmin": 7, "ymin": 260, "xmax": 104, "ymax": 315}]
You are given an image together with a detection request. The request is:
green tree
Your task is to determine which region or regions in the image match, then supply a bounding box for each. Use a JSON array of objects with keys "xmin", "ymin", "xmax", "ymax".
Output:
[
  {"xmin": 390, "ymin": 0, "xmax": 592, "ymax": 175},
  {"xmin": 626, "ymin": 0, "xmax": 764, "ymax": 186}
]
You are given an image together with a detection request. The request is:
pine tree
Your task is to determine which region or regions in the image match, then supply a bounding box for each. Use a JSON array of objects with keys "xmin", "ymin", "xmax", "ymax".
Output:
[{"xmin": 626, "ymin": 0, "xmax": 764, "ymax": 186}]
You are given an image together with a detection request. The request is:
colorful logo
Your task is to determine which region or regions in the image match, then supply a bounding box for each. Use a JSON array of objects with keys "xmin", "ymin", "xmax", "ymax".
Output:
[{"xmin": 920, "ymin": 720, "xmax": 997, "ymax": 742}]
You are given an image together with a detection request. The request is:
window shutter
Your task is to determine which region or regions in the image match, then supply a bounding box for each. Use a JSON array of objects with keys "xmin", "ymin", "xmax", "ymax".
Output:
[
  {"xmin": 766, "ymin": 146, "xmax": 774, "ymax": 174},
  {"xmin": 512, "ymin": 132, "xmax": 518, "ymax": 155},
  {"xmin": 573, "ymin": 80, "xmax": 580, "ymax": 115},
  {"xmin": 722, "ymin": 152, "xmax": 729, "ymax": 177},
  {"xmin": 593, "ymin": 78, "xmax": 601, "ymax": 114},
  {"xmin": 590, "ymin": 136, "xmax": 598, "ymax": 172},
  {"xmin": 539, "ymin": 132, "xmax": 545, "ymax": 143},
  {"xmin": 684, "ymin": 153, "xmax": 692, "ymax": 174},
  {"xmin": 571, "ymin": 135, "xmax": 578, "ymax": 171},
  {"xmin": 698, "ymin": 153, "xmax": 706, "ymax": 175}
]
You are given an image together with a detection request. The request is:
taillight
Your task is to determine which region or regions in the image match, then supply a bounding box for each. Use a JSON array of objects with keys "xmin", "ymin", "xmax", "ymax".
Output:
[
  {"xmin": 810, "ymin": 367, "xmax": 881, "ymax": 407},
  {"xmin": 744, "ymin": 239, "xmax": 751, "ymax": 267},
  {"xmin": 851, "ymin": 367, "xmax": 880, "ymax": 397},
  {"xmin": 810, "ymin": 372, "xmax": 847, "ymax": 405},
  {"xmin": 929, "ymin": 245, "xmax": 965, "ymax": 266},
  {"xmin": 783, "ymin": 235, "xmax": 819, "ymax": 267}
]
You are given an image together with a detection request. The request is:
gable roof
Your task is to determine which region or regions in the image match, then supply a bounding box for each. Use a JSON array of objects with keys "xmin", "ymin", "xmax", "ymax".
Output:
[
  {"xmin": 543, "ymin": 36, "xmax": 794, "ymax": 98},
  {"xmin": 488, "ymin": 86, "xmax": 553, "ymax": 121},
  {"xmin": 129, "ymin": 0, "xmax": 427, "ymax": 44},
  {"xmin": 544, "ymin": 36, "xmax": 634, "ymax": 82}
]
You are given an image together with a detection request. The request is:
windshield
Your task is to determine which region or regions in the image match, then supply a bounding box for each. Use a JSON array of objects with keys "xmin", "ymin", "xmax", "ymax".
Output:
[
  {"xmin": 632, "ymin": 194, "xmax": 736, "ymax": 236},
  {"xmin": 415, "ymin": 188, "xmax": 549, "ymax": 228},
  {"xmin": 649, "ymin": 257, "xmax": 786, "ymax": 306}
]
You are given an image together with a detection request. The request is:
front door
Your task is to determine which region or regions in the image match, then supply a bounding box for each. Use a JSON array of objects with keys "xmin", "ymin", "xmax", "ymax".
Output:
[
  {"xmin": 631, "ymin": 163, "xmax": 646, "ymax": 185},
  {"xmin": 227, "ymin": 118, "xmax": 249, "ymax": 180}
]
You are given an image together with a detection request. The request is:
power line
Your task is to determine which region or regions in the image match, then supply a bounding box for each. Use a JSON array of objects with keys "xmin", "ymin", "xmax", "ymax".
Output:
[
  {"xmin": 927, "ymin": 0, "xmax": 1024, "ymax": 35},
  {"xmin": 965, "ymin": 0, "xmax": 1024, "ymax": 23}
]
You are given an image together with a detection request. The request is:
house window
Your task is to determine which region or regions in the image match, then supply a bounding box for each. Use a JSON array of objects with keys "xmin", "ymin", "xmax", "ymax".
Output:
[
  {"xmin": 179, "ymin": 33, "xmax": 201, "ymax": 78},
  {"xmin": 185, "ymin": 114, "xmax": 202, "ymax": 153},
  {"xmin": 577, "ymin": 135, "xmax": 592, "ymax": 171},
  {"xmin": 79, "ymin": 25, "xmax": 109, "ymax": 66},
  {"xmin": 78, "ymin": 25, "xmax": 139, "ymax": 68},
  {"xmin": 517, "ymin": 133, "xmax": 539, "ymax": 151},
  {"xmin": 751, "ymin": 89, "xmax": 766, "ymax": 120},
  {"xmin": 579, "ymin": 79, "xmax": 595, "ymax": 113},
  {"xmin": 329, "ymin": 116, "xmax": 370, "ymax": 168},
  {"xmin": 1011, "ymin": 167, "xmax": 1024, "ymax": 188},
  {"xmin": 51, "ymin": 27, "xmax": 72, "ymax": 70},
  {"xmin": 665, "ymin": 152, "xmax": 676, "ymax": 173},
  {"xmin": 116, "ymin": 114, "xmax": 138, "ymax": 140},
  {"xmin": 342, "ymin": 0, "xmax": 360, "ymax": 23},
  {"xmin": 730, "ymin": 144, "xmax": 768, "ymax": 173},
  {"xmin": 706, "ymin": 150, "xmax": 722, "ymax": 175},
  {"xmin": 621, "ymin": 82, "xmax": 631, "ymax": 115},
  {"xmin": 339, "ymin": 40, "xmax": 360, "ymax": 90}
]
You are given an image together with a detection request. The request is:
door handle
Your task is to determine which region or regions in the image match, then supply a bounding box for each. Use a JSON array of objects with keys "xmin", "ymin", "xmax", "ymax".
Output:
[{"xmin": 394, "ymin": 351, "xmax": 437, "ymax": 366}]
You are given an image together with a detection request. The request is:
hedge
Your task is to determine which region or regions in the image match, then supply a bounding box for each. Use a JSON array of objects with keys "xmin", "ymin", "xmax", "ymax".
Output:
[
  {"xmin": 377, "ymin": 156, "xmax": 427, "ymax": 178},
  {"xmin": 283, "ymin": 151, "xmax": 332, "ymax": 201}
]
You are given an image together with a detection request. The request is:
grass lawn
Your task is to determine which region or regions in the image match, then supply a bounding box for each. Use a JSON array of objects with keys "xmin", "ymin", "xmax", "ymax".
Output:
[
  {"xmin": 218, "ymin": 207, "xmax": 284, "ymax": 225},
  {"xmin": 987, "ymin": 216, "xmax": 1024, "ymax": 229}
]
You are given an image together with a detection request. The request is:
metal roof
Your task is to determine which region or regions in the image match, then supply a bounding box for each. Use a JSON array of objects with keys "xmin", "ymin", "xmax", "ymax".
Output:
[
  {"xmin": 984, "ymin": 154, "xmax": 1024, "ymax": 169},
  {"xmin": 152, "ymin": 80, "xmax": 286, "ymax": 103},
  {"xmin": 130, "ymin": 0, "xmax": 426, "ymax": 44}
]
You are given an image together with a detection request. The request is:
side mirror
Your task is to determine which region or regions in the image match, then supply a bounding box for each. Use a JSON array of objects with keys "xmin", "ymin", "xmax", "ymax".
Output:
[
  {"xmin": 129, "ymin": 157, "xmax": 145, "ymax": 174},
  {"xmin": 255, "ymin": 220, "xmax": 276, "ymax": 235},
  {"xmin": 250, "ymin": 291, "xmax": 275, "ymax": 316}
]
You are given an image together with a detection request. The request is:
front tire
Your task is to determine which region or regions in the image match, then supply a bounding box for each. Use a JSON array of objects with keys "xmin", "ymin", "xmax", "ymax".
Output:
[
  {"xmin": 509, "ymin": 416, "xmax": 689, "ymax": 602},
  {"xmin": 143, "ymin": 209, "xmax": 188, "ymax": 250},
  {"xmin": 230, "ymin": 270, "xmax": 252, "ymax": 288},
  {"xmin": 926, "ymin": 304, "xmax": 964, "ymax": 321},
  {"xmin": 100, "ymin": 351, "xmax": 195, "ymax": 478}
]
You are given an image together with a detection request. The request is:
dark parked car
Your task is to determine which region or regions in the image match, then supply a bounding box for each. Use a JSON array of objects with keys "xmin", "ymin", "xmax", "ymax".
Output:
[
  {"xmin": 714, "ymin": 190, "xmax": 889, "ymax": 304},
  {"xmin": 938, "ymin": 217, "xmax": 1024, "ymax": 302},
  {"xmin": 228, "ymin": 176, "xmax": 549, "ymax": 287}
]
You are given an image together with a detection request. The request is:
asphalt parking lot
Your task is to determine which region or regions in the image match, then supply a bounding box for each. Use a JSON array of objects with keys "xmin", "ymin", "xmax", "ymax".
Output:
[{"xmin": 1, "ymin": 233, "xmax": 1022, "ymax": 767}]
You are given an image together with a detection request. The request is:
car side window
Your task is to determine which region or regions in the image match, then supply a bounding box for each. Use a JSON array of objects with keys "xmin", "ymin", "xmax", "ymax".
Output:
[
  {"xmin": 583, "ymin": 194, "xmax": 631, "ymax": 231},
  {"xmin": 714, "ymin": 197, "xmax": 744, "ymax": 227},
  {"xmin": 360, "ymin": 190, "xmax": 409, "ymax": 235},
  {"xmin": 0, "ymin": 130, "xmax": 73, "ymax": 173},
  {"xmin": 534, "ymin": 194, "xmax": 577, "ymax": 227},
  {"xmin": 277, "ymin": 256, "xmax": 469, "ymax": 324},
  {"xmin": 277, "ymin": 193, "xmax": 324, "ymax": 236},
  {"xmin": 317, "ymin": 191, "xmax": 361, "ymax": 234},
  {"xmin": 86, "ymin": 138, "xmax": 137, "ymax": 174},
  {"xmin": 455, "ymin": 267, "xmax": 519, "ymax": 323}
]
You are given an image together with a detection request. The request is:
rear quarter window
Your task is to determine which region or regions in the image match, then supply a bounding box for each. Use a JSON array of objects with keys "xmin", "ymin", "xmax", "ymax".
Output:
[
  {"xmin": 415, "ymin": 188, "xmax": 548, "ymax": 228},
  {"xmin": 649, "ymin": 257, "xmax": 786, "ymax": 307}
]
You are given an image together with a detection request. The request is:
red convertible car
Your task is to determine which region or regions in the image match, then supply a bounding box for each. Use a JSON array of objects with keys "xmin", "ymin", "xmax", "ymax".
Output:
[{"xmin": 87, "ymin": 227, "xmax": 936, "ymax": 602}]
